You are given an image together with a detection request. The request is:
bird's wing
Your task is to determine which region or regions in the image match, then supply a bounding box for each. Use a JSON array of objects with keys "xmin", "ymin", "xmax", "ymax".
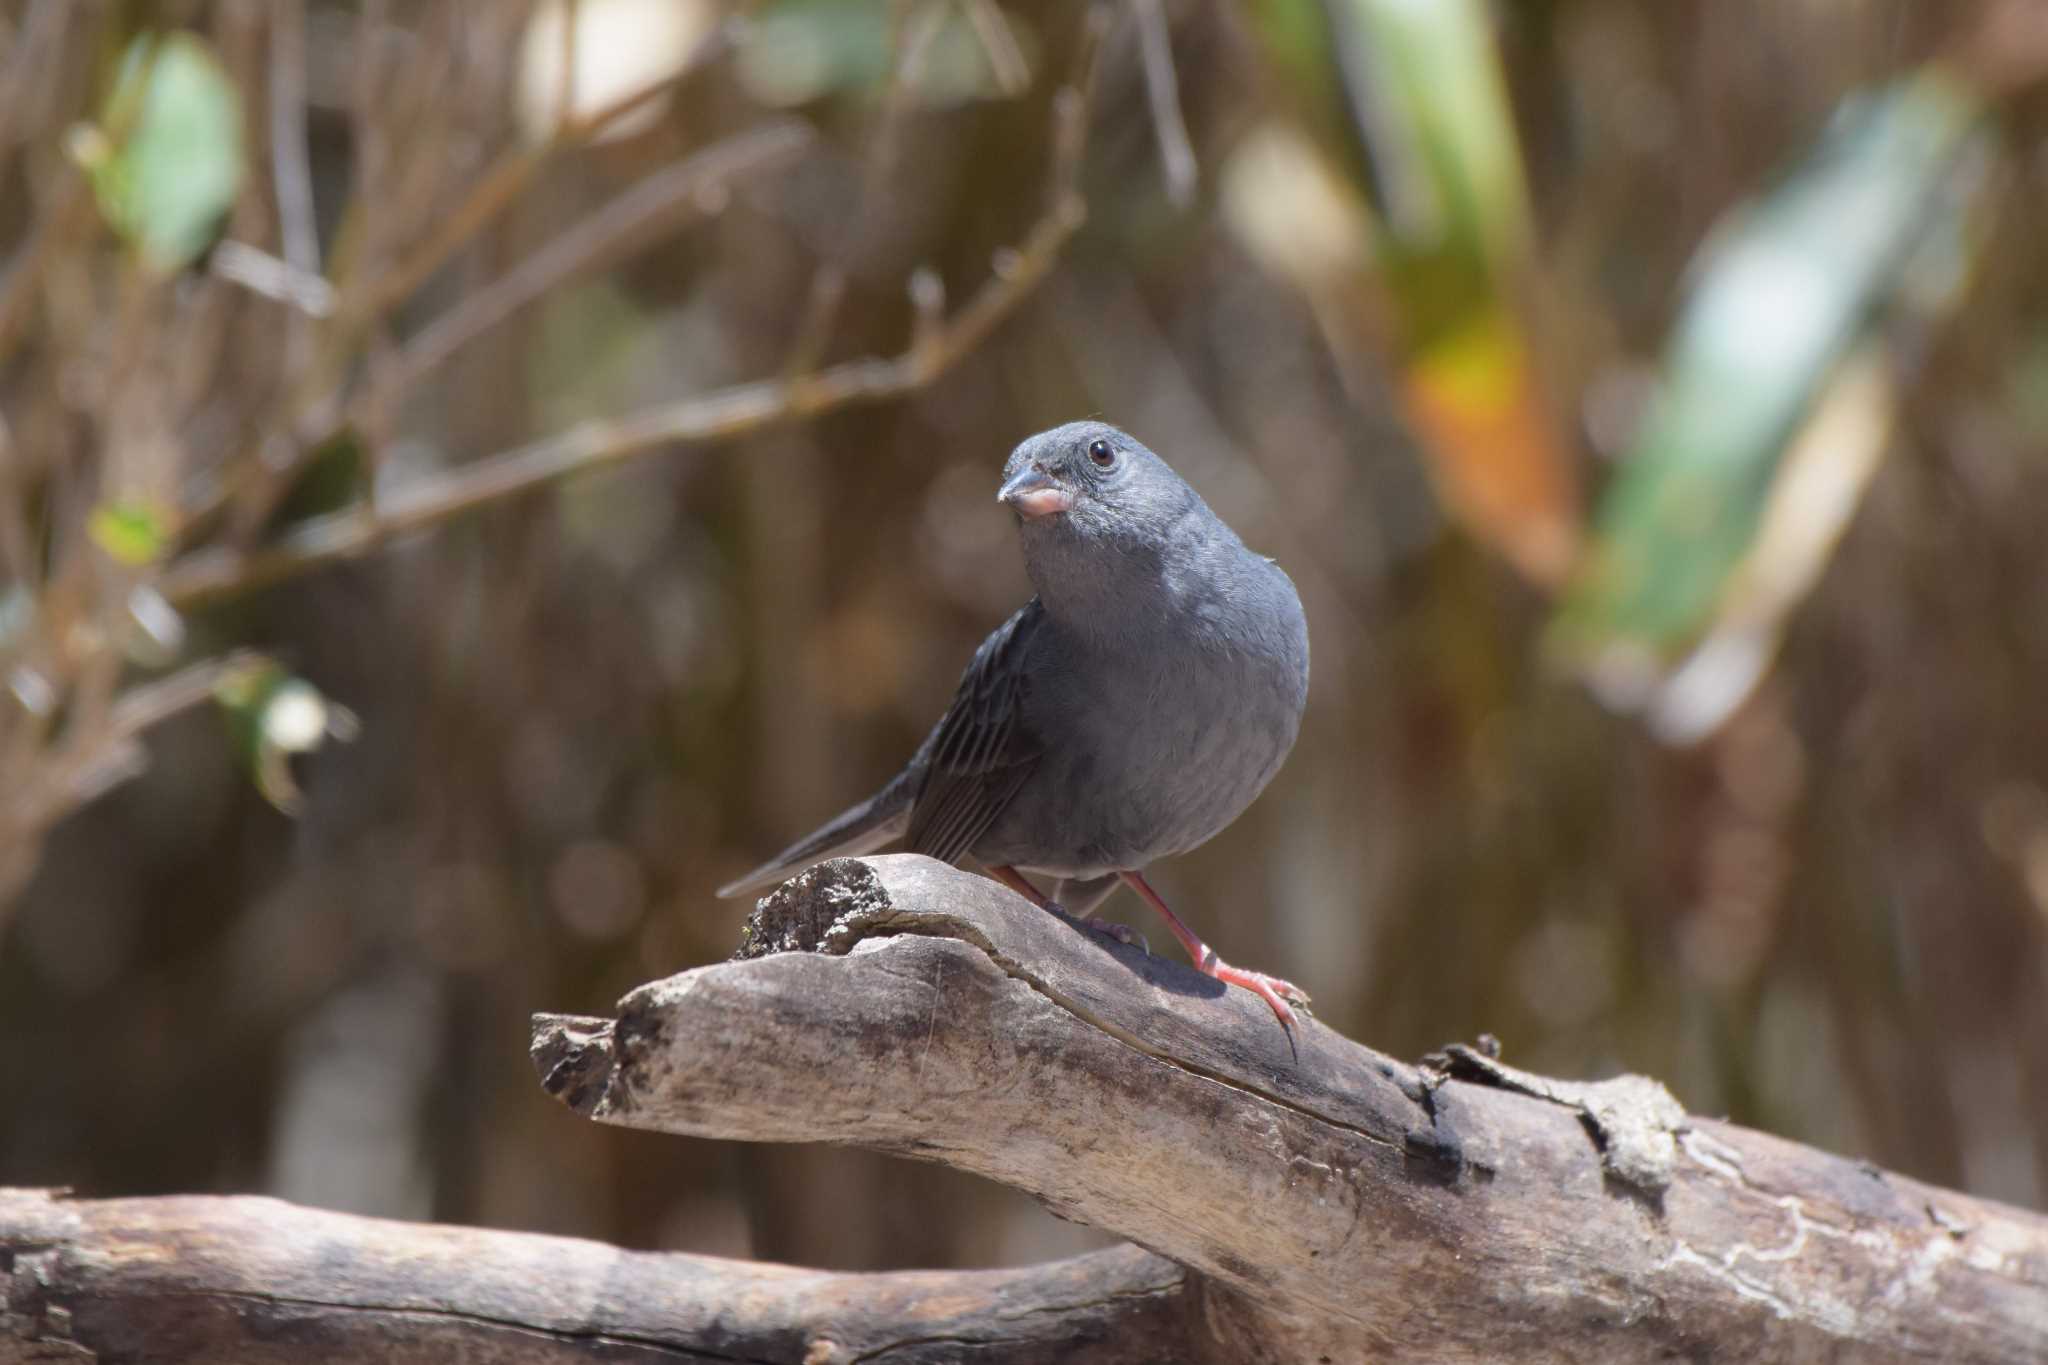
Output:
[
  {"xmin": 714, "ymin": 781, "xmax": 912, "ymax": 899},
  {"xmin": 905, "ymin": 599, "xmax": 1047, "ymax": 866}
]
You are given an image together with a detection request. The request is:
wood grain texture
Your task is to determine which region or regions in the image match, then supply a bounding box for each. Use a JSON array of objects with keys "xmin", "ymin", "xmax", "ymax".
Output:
[
  {"xmin": 9, "ymin": 854, "xmax": 2046, "ymax": 1363},
  {"xmin": 537, "ymin": 855, "xmax": 2048, "ymax": 1363},
  {"xmin": 0, "ymin": 1188, "xmax": 1207, "ymax": 1364}
]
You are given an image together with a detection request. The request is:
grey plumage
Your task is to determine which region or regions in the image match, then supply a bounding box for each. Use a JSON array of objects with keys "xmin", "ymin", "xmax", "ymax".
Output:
[{"xmin": 718, "ymin": 420, "xmax": 1310, "ymax": 1023}]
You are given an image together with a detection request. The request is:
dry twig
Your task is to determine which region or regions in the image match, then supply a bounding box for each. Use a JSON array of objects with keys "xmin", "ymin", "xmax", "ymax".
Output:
[
  {"xmin": 1132, "ymin": 0, "xmax": 1196, "ymax": 208},
  {"xmin": 158, "ymin": 11, "xmax": 1106, "ymax": 606},
  {"xmin": 0, "ymin": 4, "xmax": 1107, "ymax": 939},
  {"xmin": 364, "ymin": 120, "xmax": 815, "ymax": 410},
  {"xmin": 160, "ymin": 189, "xmax": 1085, "ymax": 605}
]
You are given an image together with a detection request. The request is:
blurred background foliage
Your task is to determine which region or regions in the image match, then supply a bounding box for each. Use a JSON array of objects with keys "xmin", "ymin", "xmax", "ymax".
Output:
[{"xmin": 3, "ymin": 0, "xmax": 2048, "ymax": 1273}]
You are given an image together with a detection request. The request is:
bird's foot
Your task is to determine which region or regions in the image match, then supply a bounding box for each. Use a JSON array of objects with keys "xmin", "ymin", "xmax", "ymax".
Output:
[
  {"xmin": 987, "ymin": 867, "xmax": 1151, "ymax": 952},
  {"xmin": 1077, "ymin": 915, "xmax": 1149, "ymax": 953},
  {"xmin": 1117, "ymin": 870, "xmax": 1308, "ymax": 1036},
  {"xmin": 1199, "ymin": 952, "xmax": 1310, "ymax": 1031}
]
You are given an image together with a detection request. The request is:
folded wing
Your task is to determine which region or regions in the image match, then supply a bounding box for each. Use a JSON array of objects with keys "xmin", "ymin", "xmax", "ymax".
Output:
[{"xmin": 904, "ymin": 599, "xmax": 1046, "ymax": 865}]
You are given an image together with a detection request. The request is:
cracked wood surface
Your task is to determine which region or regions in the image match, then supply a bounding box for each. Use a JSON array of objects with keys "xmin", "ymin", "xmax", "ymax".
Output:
[
  {"xmin": 533, "ymin": 855, "xmax": 2048, "ymax": 1363},
  {"xmin": 8, "ymin": 856, "xmax": 2046, "ymax": 1363},
  {"xmin": 0, "ymin": 1188, "xmax": 1207, "ymax": 1363}
]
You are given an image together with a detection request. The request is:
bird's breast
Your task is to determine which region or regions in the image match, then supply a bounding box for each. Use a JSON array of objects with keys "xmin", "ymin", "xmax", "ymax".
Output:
[{"xmin": 1007, "ymin": 598, "xmax": 1307, "ymax": 872}]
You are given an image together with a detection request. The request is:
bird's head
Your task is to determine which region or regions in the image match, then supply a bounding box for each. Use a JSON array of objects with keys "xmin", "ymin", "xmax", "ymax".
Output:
[{"xmin": 996, "ymin": 420, "xmax": 1198, "ymax": 549}]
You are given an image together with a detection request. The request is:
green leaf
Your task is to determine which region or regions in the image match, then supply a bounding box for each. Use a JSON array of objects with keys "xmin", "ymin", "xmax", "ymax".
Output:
[
  {"xmin": 264, "ymin": 428, "xmax": 366, "ymax": 536},
  {"xmin": 88, "ymin": 499, "xmax": 172, "ymax": 565},
  {"xmin": 83, "ymin": 32, "xmax": 245, "ymax": 273},
  {"xmin": 214, "ymin": 657, "xmax": 359, "ymax": 814},
  {"xmin": 1552, "ymin": 74, "xmax": 1992, "ymax": 740},
  {"xmin": 1320, "ymin": 0, "xmax": 1536, "ymax": 338},
  {"xmin": 1555, "ymin": 76, "xmax": 1983, "ymax": 663},
  {"xmin": 734, "ymin": 0, "xmax": 1010, "ymax": 108},
  {"xmin": 1243, "ymin": 0, "xmax": 1578, "ymax": 584}
]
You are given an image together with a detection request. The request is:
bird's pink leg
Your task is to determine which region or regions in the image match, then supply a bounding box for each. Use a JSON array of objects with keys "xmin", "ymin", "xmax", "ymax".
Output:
[
  {"xmin": 987, "ymin": 864, "xmax": 1055, "ymax": 908},
  {"xmin": 987, "ymin": 866, "xmax": 1144, "ymax": 947},
  {"xmin": 1119, "ymin": 871, "xmax": 1307, "ymax": 1030}
]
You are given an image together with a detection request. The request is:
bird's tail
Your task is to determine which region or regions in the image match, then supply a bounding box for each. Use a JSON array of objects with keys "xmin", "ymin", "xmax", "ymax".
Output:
[{"xmin": 715, "ymin": 774, "xmax": 916, "ymax": 899}]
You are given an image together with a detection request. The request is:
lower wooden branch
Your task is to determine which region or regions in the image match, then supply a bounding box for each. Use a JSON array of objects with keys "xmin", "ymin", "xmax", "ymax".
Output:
[{"xmin": 0, "ymin": 1188, "xmax": 1208, "ymax": 1364}]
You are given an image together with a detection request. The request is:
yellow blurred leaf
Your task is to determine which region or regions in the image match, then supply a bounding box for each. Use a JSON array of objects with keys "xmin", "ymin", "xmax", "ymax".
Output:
[
  {"xmin": 88, "ymin": 499, "xmax": 172, "ymax": 566},
  {"xmin": 1246, "ymin": 0, "xmax": 1579, "ymax": 585},
  {"xmin": 1401, "ymin": 311, "xmax": 1578, "ymax": 584}
]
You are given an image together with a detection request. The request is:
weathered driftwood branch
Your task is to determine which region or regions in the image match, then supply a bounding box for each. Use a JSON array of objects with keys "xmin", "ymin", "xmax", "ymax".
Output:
[
  {"xmin": 9, "ymin": 857, "xmax": 2045, "ymax": 1363},
  {"xmin": 533, "ymin": 855, "xmax": 2048, "ymax": 1364},
  {"xmin": 0, "ymin": 1187, "xmax": 1204, "ymax": 1363}
]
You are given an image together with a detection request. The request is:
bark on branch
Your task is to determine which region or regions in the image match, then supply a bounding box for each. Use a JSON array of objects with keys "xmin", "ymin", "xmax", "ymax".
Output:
[
  {"xmin": 0, "ymin": 1187, "xmax": 1197, "ymax": 1363},
  {"xmin": 534, "ymin": 855, "xmax": 2048, "ymax": 1364},
  {"xmin": 7, "ymin": 855, "xmax": 2046, "ymax": 1363}
]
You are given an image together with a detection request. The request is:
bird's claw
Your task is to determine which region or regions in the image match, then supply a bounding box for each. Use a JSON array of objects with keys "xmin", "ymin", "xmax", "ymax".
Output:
[
  {"xmin": 1039, "ymin": 900, "xmax": 1149, "ymax": 953},
  {"xmin": 1206, "ymin": 961, "xmax": 1310, "ymax": 1032},
  {"xmin": 1076, "ymin": 914, "xmax": 1148, "ymax": 952}
]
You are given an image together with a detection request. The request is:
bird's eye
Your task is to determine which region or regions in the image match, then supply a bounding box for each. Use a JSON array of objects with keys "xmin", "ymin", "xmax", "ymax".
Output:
[{"xmin": 1087, "ymin": 438, "xmax": 1115, "ymax": 467}]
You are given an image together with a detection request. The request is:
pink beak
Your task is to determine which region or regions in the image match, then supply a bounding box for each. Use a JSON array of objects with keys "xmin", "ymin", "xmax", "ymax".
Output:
[{"xmin": 998, "ymin": 466, "xmax": 1074, "ymax": 520}]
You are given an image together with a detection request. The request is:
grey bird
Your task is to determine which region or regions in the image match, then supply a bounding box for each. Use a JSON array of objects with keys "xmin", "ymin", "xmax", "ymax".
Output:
[{"xmin": 719, "ymin": 420, "xmax": 1310, "ymax": 1028}]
